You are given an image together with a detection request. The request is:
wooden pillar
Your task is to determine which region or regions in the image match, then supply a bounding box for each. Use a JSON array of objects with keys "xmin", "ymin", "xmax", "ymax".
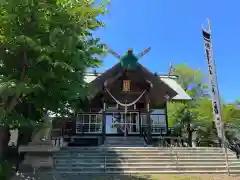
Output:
[
  {"xmin": 139, "ymin": 106, "xmax": 143, "ymax": 136},
  {"xmin": 164, "ymin": 102, "xmax": 169, "ymax": 135},
  {"xmin": 101, "ymin": 99, "xmax": 106, "ymax": 145},
  {"xmin": 146, "ymin": 93, "xmax": 152, "ymax": 145},
  {"xmin": 89, "ymin": 100, "xmax": 92, "ymax": 112}
]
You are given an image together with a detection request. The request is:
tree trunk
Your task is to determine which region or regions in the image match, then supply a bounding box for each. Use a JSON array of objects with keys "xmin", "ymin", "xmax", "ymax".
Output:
[
  {"xmin": 187, "ymin": 124, "xmax": 192, "ymax": 147},
  {"xmin": 0, "ymin": 126, "xmax": 10, "ymax": 159},
  {"xmin": 192, "ymin": 131, "xmax": 197, "ymax": 147},
  {"xmin": 188, "ymin": 131, "xmax": 193, "ymax": 147}
]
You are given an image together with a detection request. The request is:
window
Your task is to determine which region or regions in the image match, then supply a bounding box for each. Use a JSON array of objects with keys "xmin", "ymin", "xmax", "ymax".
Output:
[
  {"xmin": 76, "ymin": 114, "xmax": 102, "ymax": 133},
  {"xmin": 150, "ymin": 109, "xmax": 167, "ymax": 134}
]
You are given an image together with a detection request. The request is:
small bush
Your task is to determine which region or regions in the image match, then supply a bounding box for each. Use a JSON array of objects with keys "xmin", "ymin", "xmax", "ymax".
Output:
[{"xmin": 0, "ymin": 159, "xmax": 11, "ymax": 180}]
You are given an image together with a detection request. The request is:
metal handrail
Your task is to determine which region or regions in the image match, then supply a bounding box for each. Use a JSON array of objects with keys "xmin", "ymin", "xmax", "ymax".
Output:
[
  {"xmin": 101, "ymin": 146, "xmax": 107, "ymax": 172},
  {"xmin": 104, "ymin": 155, "xmax": 106, "ymax": 172},
  {"xmin": 223, "ymin": 141, "xmax": 230, "ymax": 175},
  {"xmin": 160, "ymin": 137, "xmax": 180, "ymax": 169},
  {"xmin": 159, "ymin": 137, "xmax": 175, "ymax": 165},
  {"xmin": 175, "ymin": 151, "xmax": 179, "ymax": 170},
  {"xmin": 142, "ymin": 127, "xmax": 148, "ymax": 144}
]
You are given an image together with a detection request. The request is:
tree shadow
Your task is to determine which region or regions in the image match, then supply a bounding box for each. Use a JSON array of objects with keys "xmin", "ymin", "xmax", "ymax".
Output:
[
  {"xmin": 64, "ymin": 174, "xmax": 153, "ymax": 180},
  {"xmin": 11, "ymin": 173, "xmax": 153, "ymax": 180},
  {"xmin": 85, "ymin": 146, "xmax": 154, "ymax": 180},
  {"xmin": 10, "ymin": 145, "xmax": 154, "ymax": 180}
]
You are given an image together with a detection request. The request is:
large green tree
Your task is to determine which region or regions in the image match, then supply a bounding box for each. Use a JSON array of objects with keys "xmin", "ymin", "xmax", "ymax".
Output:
[
  {"xmin": 0, "ymin": 0, "xmax": 108, "ymax": 157},
  {"xmin": 167, "ymin": 64, "xmax": 209, "ymax": 146},
  {"xmin": 194, "ymin": 99, "xmax": 240, "ymax": 145},
  {"xmin": 168, "ymin": 64, "xmax": 240, "ymax": 146}
]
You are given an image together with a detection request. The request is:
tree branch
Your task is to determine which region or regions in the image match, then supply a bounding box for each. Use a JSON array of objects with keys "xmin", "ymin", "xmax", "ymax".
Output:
[{"xmin": 1, "ymin": 52, "xmax": 28, "ymax": 123}]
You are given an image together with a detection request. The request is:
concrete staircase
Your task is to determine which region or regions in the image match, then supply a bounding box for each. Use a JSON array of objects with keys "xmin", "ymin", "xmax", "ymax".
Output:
[
  {"xmin": 104, "ymin": 136, "xmax": 146, "ymax": 146},
  {"xmin": 53, "ymin": 146, "xmax": 240, "ymax": 174}
]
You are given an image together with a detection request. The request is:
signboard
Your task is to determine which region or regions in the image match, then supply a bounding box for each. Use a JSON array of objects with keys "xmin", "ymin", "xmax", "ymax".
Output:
[{"xmin": 123, "ymin": 80, "xmax": 131, "ymax": 92}]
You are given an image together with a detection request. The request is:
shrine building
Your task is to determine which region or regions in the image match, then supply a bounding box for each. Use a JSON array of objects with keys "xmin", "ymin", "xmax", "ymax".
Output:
[{"xmin": 53, "ymin": 48, "xmax": 191, "ymax": 146}]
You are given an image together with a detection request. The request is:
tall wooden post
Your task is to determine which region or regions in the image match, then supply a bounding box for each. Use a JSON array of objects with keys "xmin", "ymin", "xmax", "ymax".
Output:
[
  {"xmin": 202, "ymin": 19, "xmax": 229, "ymax": 175},
  {"xmin": 139, "ymin": 105, "xmax": 143, "ymax": 136},
  {"xmin": 164, "ymin": 101, "xmax": 169, "ymax": 135},
  {"xmin": 101, "ymin": 98, "xmax": 106, "ymax": 145},
  {"xmin": 146, "ymin": 93, "xmax": 152, "ymax": 145}
]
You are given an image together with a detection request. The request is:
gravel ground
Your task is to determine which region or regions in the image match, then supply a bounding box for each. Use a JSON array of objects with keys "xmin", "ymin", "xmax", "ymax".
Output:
[{"xmin": 10, "ymin": 173, "xmax": 240, "ymax": 180}]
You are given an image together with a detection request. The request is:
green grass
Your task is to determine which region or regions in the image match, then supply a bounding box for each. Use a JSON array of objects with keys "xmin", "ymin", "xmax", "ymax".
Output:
[
  {"xmin": 143, "ymin": 174, "xmax": 239, "ymax": 180},
  {"xmin": 87, "ymin": 174, "xmax": 240, "ymax": 180}
]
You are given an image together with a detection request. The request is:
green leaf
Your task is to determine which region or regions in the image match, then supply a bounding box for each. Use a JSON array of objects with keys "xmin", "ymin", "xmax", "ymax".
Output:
[{"xmin": 0, "ymin": 0, "xmax": 107, "ymax": 126}]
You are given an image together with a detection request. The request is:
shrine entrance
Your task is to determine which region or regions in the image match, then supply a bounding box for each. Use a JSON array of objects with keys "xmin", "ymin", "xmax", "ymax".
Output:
[{"xmin": 105, "ymin": 112, "xmax": 140, "ymax": 135}]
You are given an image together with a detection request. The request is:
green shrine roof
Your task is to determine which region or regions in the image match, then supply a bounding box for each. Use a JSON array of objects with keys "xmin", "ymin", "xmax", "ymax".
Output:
[{"xmin": 120, "ymin": 49, "xmax": 139, "ymax": 70}]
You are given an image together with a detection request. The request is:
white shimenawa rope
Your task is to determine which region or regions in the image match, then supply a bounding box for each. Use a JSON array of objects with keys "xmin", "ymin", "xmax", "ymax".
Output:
[{"xmin": 105, "ymin": 88, "xmax": 146, "ymax": 112}]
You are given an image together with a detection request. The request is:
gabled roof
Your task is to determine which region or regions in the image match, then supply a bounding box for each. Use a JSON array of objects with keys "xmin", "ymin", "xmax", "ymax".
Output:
[
  {"xmin": 159, "ymin": 76, "xmax": 191, "ymax": 100},
  {"xmin": 84, "ymin": 68, "xmax": 191, "ymax": 101},
  {"xmin": 85, "ymin": 63, "xmax": 178, "ymax": 104}
]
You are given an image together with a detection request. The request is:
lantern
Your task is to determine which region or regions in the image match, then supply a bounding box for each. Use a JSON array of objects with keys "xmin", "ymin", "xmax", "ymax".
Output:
[{"xmin": 123, "ymin": 80, "xmax": 131, "ymax": 92}]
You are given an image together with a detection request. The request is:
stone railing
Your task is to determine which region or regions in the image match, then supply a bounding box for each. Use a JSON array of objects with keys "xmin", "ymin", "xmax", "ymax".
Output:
[{"xmin": 17, "ymin": 127, "xmax": 60, "ymax": 173}]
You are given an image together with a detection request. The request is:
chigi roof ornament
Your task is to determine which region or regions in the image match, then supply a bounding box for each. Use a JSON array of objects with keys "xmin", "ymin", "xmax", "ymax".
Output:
[{"xmin": 104, "ymin": 44, "xmax": 151, "ymax": 70}]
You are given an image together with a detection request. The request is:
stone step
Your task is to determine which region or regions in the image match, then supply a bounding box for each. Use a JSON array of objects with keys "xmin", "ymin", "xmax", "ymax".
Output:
[
  {"xmin": 54, "ymin": 158, "xmax": 239, "ymax": 164},
  {"xmin": 54, "ymin": 153, "xmax": 234, "ymax": 158},
  {"xmin": 106, "ymin": 141, "xmax": 144, "ymax": 142},
  {"xmin": 105, "ymin": 146, "xmax": 224, "ymax": 149},
  {"xmin": 54, "ymin": 155, "xmax": 236, "ymax": 160},
  {"xmin": 55, "ymin": 165, "xmax": 239, "ymax": 172},
  {"xmin": 55, "ymin": 151, "xmax": 232, "ymax": 156},
  {"xmin": 59, "ymin": 148, "xmax": 231, "ymax": 154},
  {"xmin": 105, "ymin": 142, "xmax": 144, "ymax": 144},
  {"xmin": 55, "ymin": 161, "xmax": 240, "ymax": 167},
  {"xmin": 106, "ymin": 143, "xmax": 142, "ymax": 145},
  {"xmin": 106, "ymin": 139, "xmax": 144, "ymax": 141},
  {"xmin": 57, "ymin": 151, "xmax": 230, "ymax": 156},
  {"xmin": 105, "ymin": 140, "xmax": 144, "ymax": 142},
  {"xmin": 53, "ymin": 146, "xmax": 239, "ymax": 175},
  {"xmin": 104, "ymin": 145, "xmax": 145, "ymax": 147},
  {"xmin": 104, "ymin": 143, "xmax": 145, "ymax": 146},
  {"xmin": 55, "ymin": 152, "xmax": 234, "ymax": 157},
  {"xmin": 60, "ymin": 146, "xmax": 226, "ymax": 150},
  {"xmin": 55, "ymin": 169, "xmax": 240, "ymax": 175},
  {"xmin": 56, "ymin": 149, "xmax": 231, "ymax": 153},
  {"xmin": 106, "ymin": 137, "xmax": 144, "ymax": 140},
  {"xmin": 105, "ymin": 138, "xmax": 145, "ymax": 145},
  {"xmin": 54, "ymin": 159, "xmax": 238, "ymax": 165},
  {"xmin": 58, "ymin": 149, "xmax": 227, "ymax": 153}
]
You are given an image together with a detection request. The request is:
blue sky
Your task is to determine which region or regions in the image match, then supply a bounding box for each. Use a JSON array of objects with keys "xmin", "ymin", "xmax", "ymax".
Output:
[{"xmin": 93, "ymin": 0, "xmax": 240, "ymax": 102}]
